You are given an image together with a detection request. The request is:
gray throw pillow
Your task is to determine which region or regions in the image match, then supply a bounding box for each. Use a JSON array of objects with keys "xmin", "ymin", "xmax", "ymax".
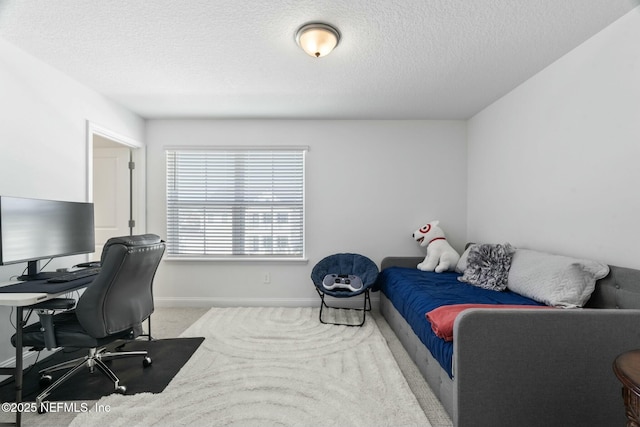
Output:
[
  {"xmin": 458, "ymin": 243, "xmax": 515, "ymax": 291},
  {"xmin": 507, "ymin": 249, "xmax": 609, "ymax": 307},
  {"xmin": 455, "ymin": 243, "xmax": 476, "ymax": 273}
]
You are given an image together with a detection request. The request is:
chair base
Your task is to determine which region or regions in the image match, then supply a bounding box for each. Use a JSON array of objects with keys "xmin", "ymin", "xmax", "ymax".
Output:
[
  {"xmin": 316, "ymin": 288, "xmax": 371, "ymax": 327},
  {"xmin": 35, "ymin": 346, "xmax": 151, "ymax": 411}
]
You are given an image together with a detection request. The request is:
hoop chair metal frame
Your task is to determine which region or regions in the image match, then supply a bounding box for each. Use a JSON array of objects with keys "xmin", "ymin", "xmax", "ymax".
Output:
[
  {"xmin": 315, "ymin": 286, "xmax": 372, "ymax": 327},
  {"xmin": 311, "ymin": 253, "xmax": 379, "ymax": 327}
]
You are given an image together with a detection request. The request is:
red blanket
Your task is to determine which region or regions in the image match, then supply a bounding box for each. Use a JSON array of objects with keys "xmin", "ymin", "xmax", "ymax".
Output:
[{"xmin": 426, "ymin": 304, "xmax": 550, "ymax": 341}]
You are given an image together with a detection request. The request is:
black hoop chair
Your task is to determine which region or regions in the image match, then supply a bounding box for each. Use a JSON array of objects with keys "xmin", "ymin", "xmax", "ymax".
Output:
[{"xmin": 311, "ymin": 253, "xmax": 379, "ymax": 327}]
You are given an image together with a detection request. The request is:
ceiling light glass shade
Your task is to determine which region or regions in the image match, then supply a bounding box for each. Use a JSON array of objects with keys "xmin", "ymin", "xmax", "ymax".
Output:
[{"xmin": 295, "ymin": 23, "xmax": 340, "ymax": 58}]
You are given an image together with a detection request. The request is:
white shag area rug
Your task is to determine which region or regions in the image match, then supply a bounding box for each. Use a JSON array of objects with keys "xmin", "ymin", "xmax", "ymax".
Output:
[{"xmin": 69, "ymin": 307, "xmax": 432, "ymax": 427}]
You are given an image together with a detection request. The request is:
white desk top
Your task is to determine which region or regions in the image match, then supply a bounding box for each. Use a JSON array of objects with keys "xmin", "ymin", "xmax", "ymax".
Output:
[
  {"xmin": 0, "ymin": 292, "xmax": 52, "ymax": 306},
  {"xmin": 0, "ymin": 280, "xmax": 77, "ymax": 307}
]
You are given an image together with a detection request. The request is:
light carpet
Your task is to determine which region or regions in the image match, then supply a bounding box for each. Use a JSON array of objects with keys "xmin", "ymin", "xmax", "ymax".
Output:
[{"xmin": 69, "ymin": 307, "xmax": 432, "ymax": 427}]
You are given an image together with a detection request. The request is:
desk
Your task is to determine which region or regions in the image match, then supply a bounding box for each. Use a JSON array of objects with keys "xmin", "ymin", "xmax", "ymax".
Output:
[{"xmin": 0, "ymin": 277, "xmax": 92, "ymax": 427}]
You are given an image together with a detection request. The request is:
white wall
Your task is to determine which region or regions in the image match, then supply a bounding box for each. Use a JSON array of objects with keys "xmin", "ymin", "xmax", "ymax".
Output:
[
  {"xmin": 467, "ymin": 8, "xmax": 640, "ymax": 268},
  {"xmin": 0, "ymin": 38, "xmax": 144, "ymax": 366},
  {"xmin": 146, "ymin": 120, "xmax": 467, "ymax": 306}
]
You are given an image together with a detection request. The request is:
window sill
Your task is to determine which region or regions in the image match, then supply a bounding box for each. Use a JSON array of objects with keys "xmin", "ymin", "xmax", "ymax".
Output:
[{"xmin": 164, "ymin": 256, "xmax": 308, "ymax": 263}]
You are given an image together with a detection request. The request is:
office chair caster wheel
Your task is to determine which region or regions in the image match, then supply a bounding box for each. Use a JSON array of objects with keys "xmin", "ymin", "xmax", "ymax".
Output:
[
  {"xmin": 143, "ymin": 356, "xmax": 152, "ymax": 367},
  {"xmin": 39, "ymin": 374, "xmax": 53, "ymax": 387},
  {"xmin": 115, "ymin": 385, "xmax": 127, "ymax": 394}
]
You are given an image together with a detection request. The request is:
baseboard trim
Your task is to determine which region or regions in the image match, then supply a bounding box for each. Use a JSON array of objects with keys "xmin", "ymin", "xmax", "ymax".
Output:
[{"xmin": 154, "ymin": 294, "xmax": 380, "ymax": 309}]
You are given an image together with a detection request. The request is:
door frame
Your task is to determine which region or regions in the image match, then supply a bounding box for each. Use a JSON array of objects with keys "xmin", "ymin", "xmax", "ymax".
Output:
[{"xmin": 86, "ymin": 120, "xmax": 146, "ymax": 234}]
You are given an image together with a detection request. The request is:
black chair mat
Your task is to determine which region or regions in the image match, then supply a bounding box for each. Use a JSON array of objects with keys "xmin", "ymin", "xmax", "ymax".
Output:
[{"xmin": 0, "ymin": 337, "xmax": 204, "ymax": 402}]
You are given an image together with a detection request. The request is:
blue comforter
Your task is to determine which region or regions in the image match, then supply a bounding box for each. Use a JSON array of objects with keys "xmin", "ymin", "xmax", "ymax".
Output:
[{"xmin": 376, "ymin": 267, "xmax": 543, "ymax": 377}]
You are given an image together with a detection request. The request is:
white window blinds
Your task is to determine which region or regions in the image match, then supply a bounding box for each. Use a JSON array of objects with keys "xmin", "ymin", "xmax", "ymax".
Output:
[{"xmin": 166, "ymin": 148, "xmax": 305, "ymax": 259}]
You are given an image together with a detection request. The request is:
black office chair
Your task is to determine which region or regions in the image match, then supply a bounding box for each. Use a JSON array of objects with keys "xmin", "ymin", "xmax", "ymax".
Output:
[{"xmin": 11, "ymin": 234, "xmax": 165, "ymax": 411}]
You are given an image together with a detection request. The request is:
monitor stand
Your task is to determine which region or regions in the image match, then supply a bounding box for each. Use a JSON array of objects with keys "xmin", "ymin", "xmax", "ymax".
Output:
[{"xmin": 17, "ymin": 260, "xmax": 64, "ymax": 281}]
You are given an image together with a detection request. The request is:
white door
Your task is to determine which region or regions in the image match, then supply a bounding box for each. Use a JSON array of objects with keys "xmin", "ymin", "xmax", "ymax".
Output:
[{"xmin": 92, "ymin": 139, "xmax": 132, "ymax": 259}]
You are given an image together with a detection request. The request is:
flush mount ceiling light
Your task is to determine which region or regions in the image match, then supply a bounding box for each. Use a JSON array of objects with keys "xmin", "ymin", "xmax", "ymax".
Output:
[{"xmin": 295, "ymin": 23, "xmax": 340, "ymax": 58}]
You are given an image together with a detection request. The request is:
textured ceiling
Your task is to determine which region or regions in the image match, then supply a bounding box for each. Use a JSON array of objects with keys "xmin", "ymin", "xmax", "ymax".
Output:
[{"xmin": 0, "ymin": 0, "xmax": 636, "ymax": 119}]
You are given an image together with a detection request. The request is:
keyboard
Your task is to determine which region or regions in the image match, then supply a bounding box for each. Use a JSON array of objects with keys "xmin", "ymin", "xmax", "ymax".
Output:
[{"xmin": 46, "ymin": 267, "xmax": 101, "ymax": 283}]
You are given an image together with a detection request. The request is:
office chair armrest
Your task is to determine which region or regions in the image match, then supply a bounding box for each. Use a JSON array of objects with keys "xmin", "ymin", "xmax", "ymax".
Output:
[
  {"xmin": 30, "ymin": 298, "xmax": 76, "ymax": 311},
  {"xmin": 31, "ymin": 298, "xmax": 76, "ymax": 350}
]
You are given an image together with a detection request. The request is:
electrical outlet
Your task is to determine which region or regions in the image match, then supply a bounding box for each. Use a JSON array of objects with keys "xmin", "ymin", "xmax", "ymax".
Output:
[{"xmin": 263, "ymin": 272, "xmax": 271, "ymax": 284}]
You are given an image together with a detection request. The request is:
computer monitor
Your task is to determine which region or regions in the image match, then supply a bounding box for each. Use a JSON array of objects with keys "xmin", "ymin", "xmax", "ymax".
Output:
[{"xmin": 0, "ymin": 196, "xmax": 95, "ymax": 280}]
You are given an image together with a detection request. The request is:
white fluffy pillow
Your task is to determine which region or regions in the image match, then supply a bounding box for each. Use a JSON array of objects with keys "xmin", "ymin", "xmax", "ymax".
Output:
[
  {"xmin": 507, "ymin": 249, "xmax": 610, "ymax": 308},
  {"xmin": 455, "ymin": 244, "xmax": 476, "ymax": 273}
]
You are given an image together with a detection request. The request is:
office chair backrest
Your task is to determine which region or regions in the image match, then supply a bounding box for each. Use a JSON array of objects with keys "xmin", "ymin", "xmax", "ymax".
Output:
[{"xmin": 75, "ymin": 234, "xmax": 165, "ymax": 338}]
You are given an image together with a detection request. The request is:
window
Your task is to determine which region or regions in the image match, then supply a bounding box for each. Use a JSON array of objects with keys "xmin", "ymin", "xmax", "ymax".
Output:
[{"xmin": 166, "ymin": 147, "xmax": 306, "ymax": 259}]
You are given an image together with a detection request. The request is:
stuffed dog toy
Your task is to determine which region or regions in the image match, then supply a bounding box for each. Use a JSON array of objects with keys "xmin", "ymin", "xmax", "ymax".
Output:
[{"xmin": 412, "ymin": 220, "xmax": 460, "ymax": 272}]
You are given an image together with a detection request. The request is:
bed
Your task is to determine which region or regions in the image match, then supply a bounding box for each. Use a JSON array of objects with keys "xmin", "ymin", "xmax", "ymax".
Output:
[{"xmin": 377, "ymin": 254, "xmax": 640, "ymax": 427}]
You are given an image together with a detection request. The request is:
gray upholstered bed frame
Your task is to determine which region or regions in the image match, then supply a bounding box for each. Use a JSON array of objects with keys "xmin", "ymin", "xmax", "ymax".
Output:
[{"xmin": 379, "ymin": 256, "xmax": 640, "ymax": 427}]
